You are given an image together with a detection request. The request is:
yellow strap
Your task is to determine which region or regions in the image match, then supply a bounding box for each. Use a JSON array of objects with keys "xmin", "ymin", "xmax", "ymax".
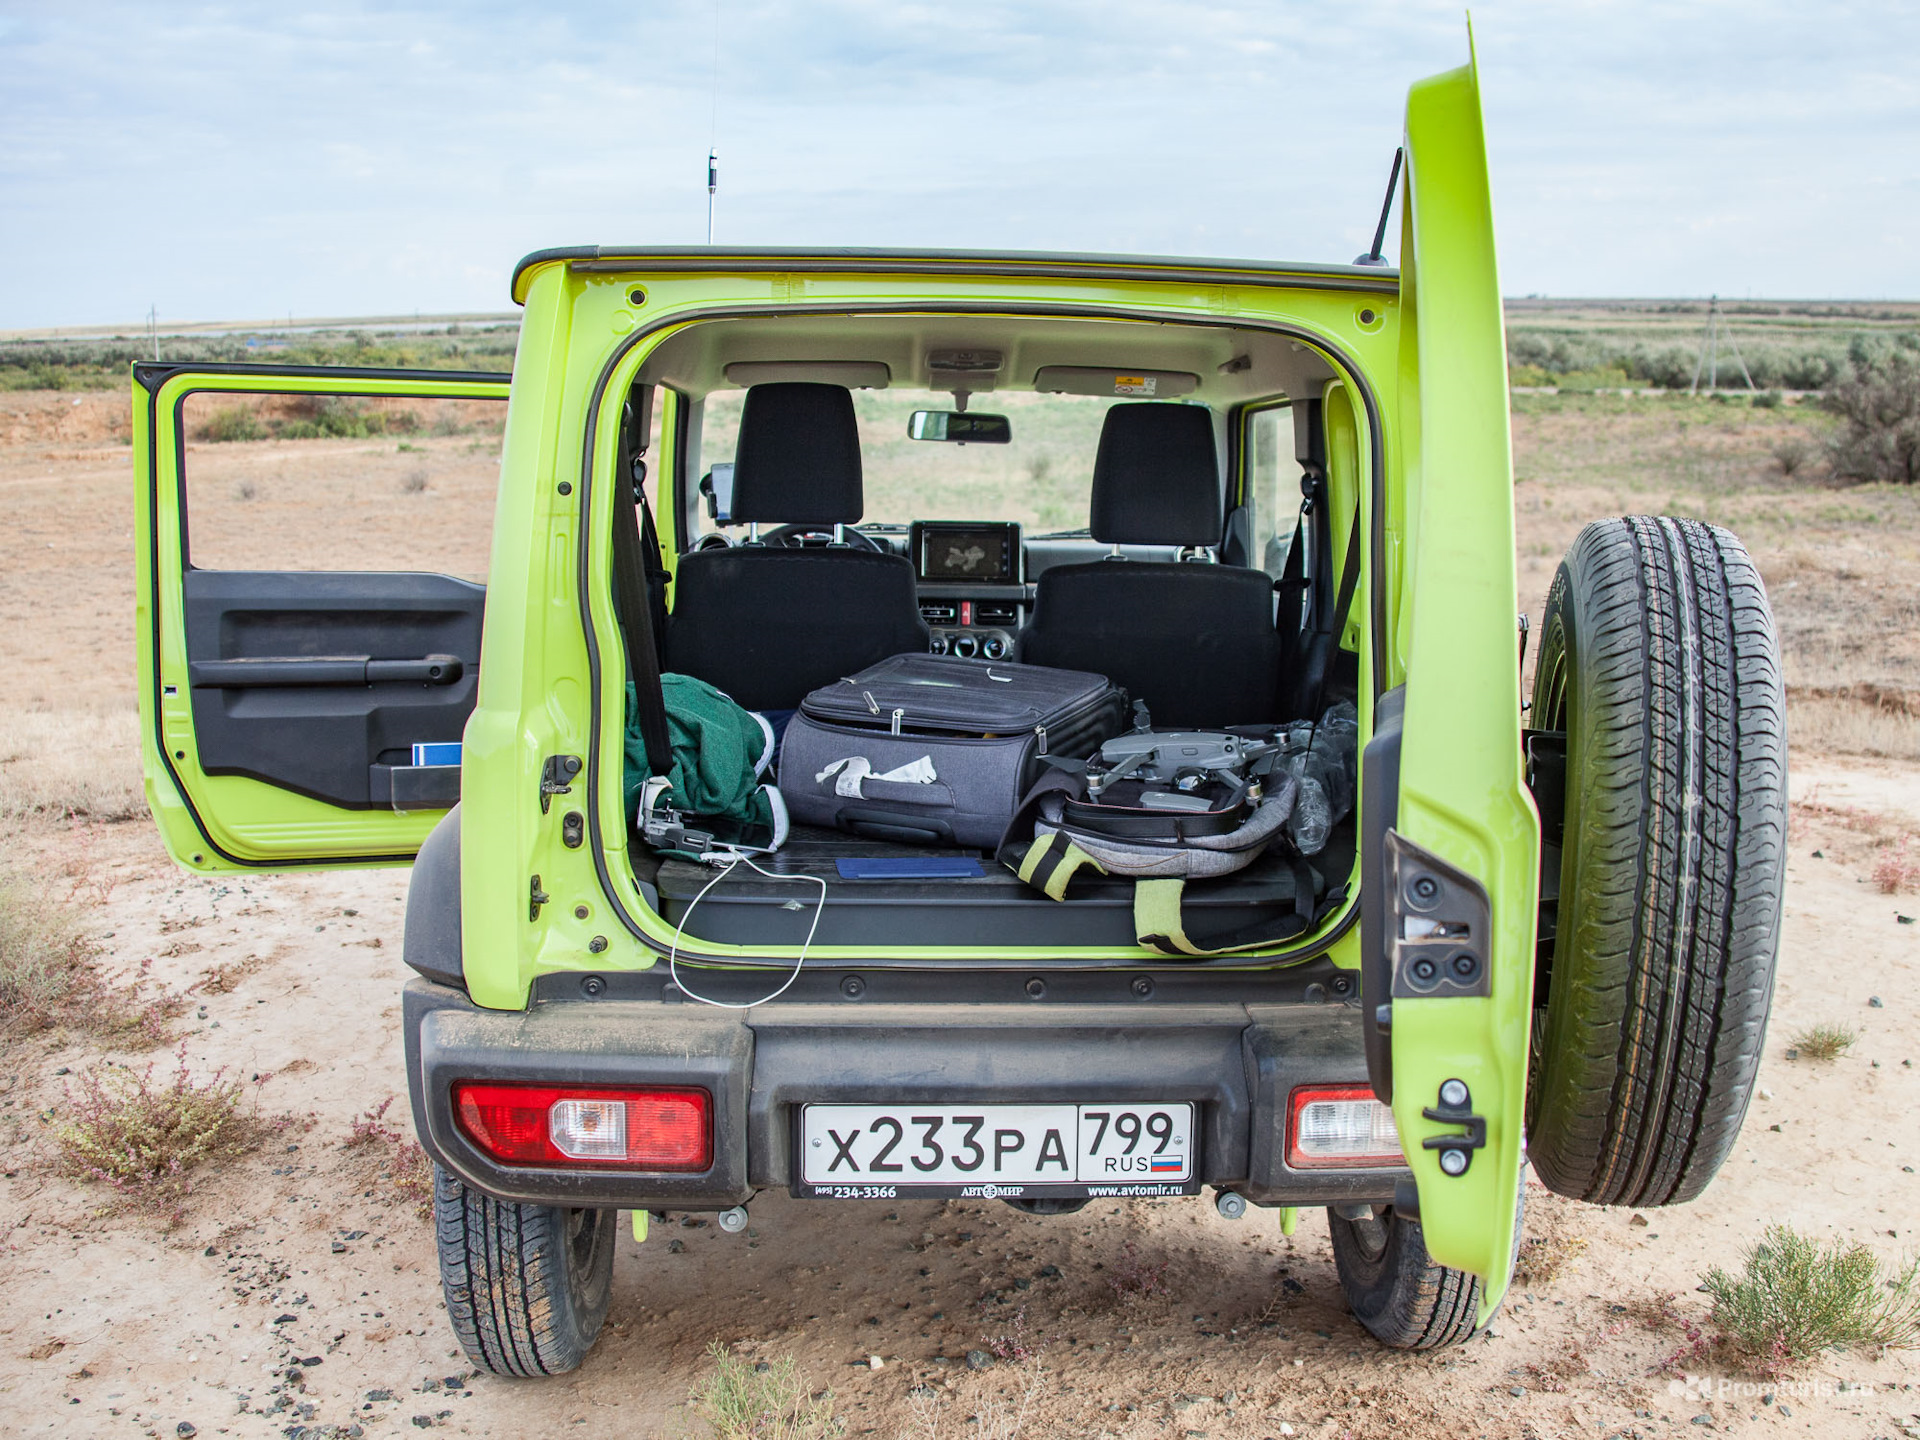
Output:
[
  {"xmin": 1135, "ymin": 877, "xmax": 1211, "ymax": 957},
  {"xmin": 1016, "ymin": 832, "xmax": 1104, "ymax": 901}
]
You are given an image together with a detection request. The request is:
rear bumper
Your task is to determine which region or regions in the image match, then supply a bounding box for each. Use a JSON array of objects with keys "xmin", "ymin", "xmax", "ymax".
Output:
[{"xmin": 403, "ymin": 977, "xmax": 1407, "ymax": 1209}]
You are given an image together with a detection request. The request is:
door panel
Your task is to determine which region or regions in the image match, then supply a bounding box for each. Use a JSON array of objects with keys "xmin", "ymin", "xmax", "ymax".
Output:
[
  {"xmin": 183, "ymin": 569, "xmax": 483, "ymax": 810},
  {"xmin": 135, "ymin": 363, "xmax": 511, "ymax": 871}
]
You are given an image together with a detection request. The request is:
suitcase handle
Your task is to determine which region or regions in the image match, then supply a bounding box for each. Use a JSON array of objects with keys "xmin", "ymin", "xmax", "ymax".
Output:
[{"xmin": 838, "ymin": 807, "xmax": 957, "ymax": 846}]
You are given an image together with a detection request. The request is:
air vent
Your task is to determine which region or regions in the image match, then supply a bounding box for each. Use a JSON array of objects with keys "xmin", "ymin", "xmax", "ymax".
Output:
[
  {"xmin": 919, "ymin": 602, "xmax": 959, "ymax": 625},
  {"xmin": 975, "ymin": 602, "xmax": 1019, "ymax": 626}
]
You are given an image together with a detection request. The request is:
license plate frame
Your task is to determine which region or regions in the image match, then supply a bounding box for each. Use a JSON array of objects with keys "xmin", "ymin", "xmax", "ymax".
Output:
[{"xmin": 793, "ymin": 1102, "xmax": 1200, "ymax": 1200}]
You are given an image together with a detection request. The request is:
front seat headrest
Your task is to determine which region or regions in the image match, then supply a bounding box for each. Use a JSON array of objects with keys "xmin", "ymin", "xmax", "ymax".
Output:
[
  {"xmin": 729, "ymin": 382, "xmax": 864, "ymax": 525},
  {"xmin": 1088, "ymin": 402, "xmax": 1222, "ymax": 547}
]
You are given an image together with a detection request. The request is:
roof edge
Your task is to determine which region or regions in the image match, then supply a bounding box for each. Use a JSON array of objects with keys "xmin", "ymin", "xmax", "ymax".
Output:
[{"xmin": 509, "ymin": 245, "xmax": 1399, "ymax": 305}]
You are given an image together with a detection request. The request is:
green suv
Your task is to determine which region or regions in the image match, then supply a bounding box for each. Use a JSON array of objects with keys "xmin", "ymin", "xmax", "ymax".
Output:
[{"xmin": 132, "ymin": 47, "xmax": 1785, "ymax": 1375}]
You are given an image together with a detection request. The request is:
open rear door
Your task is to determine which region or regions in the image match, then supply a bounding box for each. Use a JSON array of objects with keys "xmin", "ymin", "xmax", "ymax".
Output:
[
  {"xmin": 134, "ymin": 362, "xmax": 511, "ymax": 870},
  {"xmin": 1381, "ymin": 34, "xmax": 1538, "ymax": 1318}
]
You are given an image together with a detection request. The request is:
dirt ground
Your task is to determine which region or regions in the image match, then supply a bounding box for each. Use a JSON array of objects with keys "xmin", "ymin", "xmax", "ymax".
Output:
[{"xmin": 3, "ymin": 387, "xmax": 1919, "ymax": 1439}]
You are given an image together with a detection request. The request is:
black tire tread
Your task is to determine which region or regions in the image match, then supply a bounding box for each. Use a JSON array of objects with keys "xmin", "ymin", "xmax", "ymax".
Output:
[
  {"xmin": 1528, "ymin": 516, "xmax": 1785, "ymax": 1207},
  {"xmin": 1329, "ymin": 1206, "xmax": 1486, "ymax": 1350},
  {"xmin": 433, "ymin": 1165, "xmax": 614, "ymax": 1377}
]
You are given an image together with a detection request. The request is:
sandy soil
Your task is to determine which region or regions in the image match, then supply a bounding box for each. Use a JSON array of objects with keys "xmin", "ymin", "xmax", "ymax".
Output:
[{"xmin": 3, "ymin": 388, "xmax": 1919, "ymax": 1438}]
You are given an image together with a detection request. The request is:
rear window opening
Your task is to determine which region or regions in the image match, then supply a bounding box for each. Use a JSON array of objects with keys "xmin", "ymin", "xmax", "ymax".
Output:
[{"xmin": 608, "ymin": 310, "xmax": 1368, "ymax": 963}]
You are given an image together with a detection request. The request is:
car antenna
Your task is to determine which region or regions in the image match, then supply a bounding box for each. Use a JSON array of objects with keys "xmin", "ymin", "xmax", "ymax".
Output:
[
  {"xmin": 1354, "ymin": 147, "xmax": 1404, "ymax": 267},
  {"xmin": 705, "ymin": 0, "xmax": 720, "ymax": 244},
  {"xmin": 707, "ymin": 150, "xmax": 718, "ymax": 244}
]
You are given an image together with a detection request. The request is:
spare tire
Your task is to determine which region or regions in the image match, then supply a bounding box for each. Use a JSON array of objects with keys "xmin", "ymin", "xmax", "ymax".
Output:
[{"xmin": 1526, "ymin": 516, "xmax": 1785, "ymax": 1207}]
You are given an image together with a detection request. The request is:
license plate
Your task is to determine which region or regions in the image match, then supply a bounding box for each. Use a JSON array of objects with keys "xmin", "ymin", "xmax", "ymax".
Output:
[{"xmin": 797, "ymin": 1103, "xmax": 1197, "ymax": 1200}]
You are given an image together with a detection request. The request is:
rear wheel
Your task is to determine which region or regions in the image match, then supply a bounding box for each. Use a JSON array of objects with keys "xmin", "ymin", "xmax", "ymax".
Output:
[
  {"xmin": 433, "ymin": 1165, "xmax": 616, "ymax": 1376},
  {"xmin": 1329, "ymin": 1203, "xmax": 1489, "ymax": 1349},
  {"xmin": 1527, "ymin": 516, "xmax": 1785, "ymax": 1206}
]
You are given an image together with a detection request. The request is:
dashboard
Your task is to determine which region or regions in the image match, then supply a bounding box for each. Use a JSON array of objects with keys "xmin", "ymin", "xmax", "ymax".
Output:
[
  {"xmin": 911, "ymin": 522, "xmax": 1022, "ymax": 658},
  {"xmin": 690, "ymin": 519, "xmax": 1189, "ymax": 661}
]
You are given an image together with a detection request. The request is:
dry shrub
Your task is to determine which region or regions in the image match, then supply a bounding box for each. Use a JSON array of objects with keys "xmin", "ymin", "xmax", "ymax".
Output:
[
  {"xmin": 341, "ymin": 1096, "xmax": 433, "ymax": 1218},
  {"xmin": 193, "ymin": 954, "xmax": 268, "ymax": 995},
  {"xmin": 1107, "ymin": 1240, "xmax": 1172, "ymax": 1299},
  {"xmin": 690, "ymin": 1341, "xmax": 839, "ymax": 1440},
  {"xmin": 907, "ymin": 1365, "xmax": 1048, "ymax": 1440},
  {"xmin": 1704, "ymin": 1225, "xmax": 1920, "ymax": 1374},
  {"xmin": 0, "ymin": 709, "xmax": 145, "ymax": 822},
  {"xmin": 1873, "ymin": 839, "xmax": 1920, "ymax": 894},
  {"xmin": 1787, "ymin": 693, "xmax": 1920, "ymax": 761},
  {"xmin": 0, "ymin": 862, "xmax": 100, "ymax": 1033},
  {"xmin": 1515, "ymin": 1185, "xmax": 1591, "ymax": 1287},
  {"xmin": 0, "ymin": 862, "xmax": 177, "ymax": 1044},
  {"xmin": 54, "ymin": 1046, "xmax": 284, "ymax": 1221},
  {"xmin": 1787, "ymin": 1022, "xmax": 1860, "ymax": 1062}
]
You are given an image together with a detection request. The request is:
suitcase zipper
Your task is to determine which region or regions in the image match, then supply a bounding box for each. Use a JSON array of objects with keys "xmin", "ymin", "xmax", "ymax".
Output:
[
  {"xmin": 891, "ymin": 707, "xmax": 905, "ymax": 737},
  {"xmin": 1036, "ymin": 723, "xmax": 1048, "ymax": 755}
]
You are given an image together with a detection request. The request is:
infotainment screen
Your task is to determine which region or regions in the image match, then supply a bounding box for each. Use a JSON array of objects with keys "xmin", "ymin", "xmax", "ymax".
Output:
[{"xmin": 912, "ymin": 522, "xmax": 1021, "ymax": 584}]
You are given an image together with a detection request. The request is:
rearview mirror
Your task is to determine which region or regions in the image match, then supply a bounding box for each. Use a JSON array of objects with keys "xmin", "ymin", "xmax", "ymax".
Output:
[{"xmin": 907, "ymin": 411, "xmax": 1011, "ymax": 444}]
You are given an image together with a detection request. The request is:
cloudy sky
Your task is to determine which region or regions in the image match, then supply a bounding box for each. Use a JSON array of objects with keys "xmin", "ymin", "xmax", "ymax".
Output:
[{"xmin": 2, "ymin": 1, "xmax": 1914, "ymax": 328}]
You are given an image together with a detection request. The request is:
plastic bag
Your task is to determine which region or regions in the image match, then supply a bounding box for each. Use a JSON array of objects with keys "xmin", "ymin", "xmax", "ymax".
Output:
[{"xmin": 1276, "ymin": 701, "xmax": 1359, "ymax": 855}]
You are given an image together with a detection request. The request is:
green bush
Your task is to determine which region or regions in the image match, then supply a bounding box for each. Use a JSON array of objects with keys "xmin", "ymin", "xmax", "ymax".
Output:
[
  {"xmin": 1824, "ymin": 340, "xmax": 1920, "ymax": 484},
  {"xmin": 196, "ymin": 406, "xmax": 264, "ymax": 443},
  {"xmin": 1704, "ymin": 1225, "xmax": 1920, "ymax": 1367}
]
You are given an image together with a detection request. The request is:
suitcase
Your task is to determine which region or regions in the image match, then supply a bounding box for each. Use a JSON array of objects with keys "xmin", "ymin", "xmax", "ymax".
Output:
[{"xmin": 778, "ymin": 654, "xmax": 1127, "ymax": 848}]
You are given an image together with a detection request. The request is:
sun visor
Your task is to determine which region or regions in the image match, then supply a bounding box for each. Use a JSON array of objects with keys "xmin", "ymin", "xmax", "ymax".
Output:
[
  {"xmin": 1034, "ymin": 366, "xmax": 1199, "ymax": 400},
  {"xmin": 722, "ymin": 361, "xmax": 891, "ymax": 390}
]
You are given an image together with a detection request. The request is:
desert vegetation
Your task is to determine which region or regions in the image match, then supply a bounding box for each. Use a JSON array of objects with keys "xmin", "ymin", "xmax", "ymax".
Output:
[
  {"xmin": 1702, "ymin": 1225, "xmax": 1920, "ymax": 1374},
  {"xmin": 0, "ymin": 321, "xmax": 517, "ymax": 391}
]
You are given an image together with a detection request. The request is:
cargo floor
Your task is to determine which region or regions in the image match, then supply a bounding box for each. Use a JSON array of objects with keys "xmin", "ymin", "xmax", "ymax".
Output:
[{"xmin": 645, "ymin": 822, "xmax": 1354, "ymax": 950}]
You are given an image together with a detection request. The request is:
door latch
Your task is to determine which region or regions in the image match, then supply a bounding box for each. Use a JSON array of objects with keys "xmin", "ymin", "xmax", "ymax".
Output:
[
  {"xmin": 541, "ymin": 755, "xmax": 582, "ymax": 814},
  {"xmin": 1420, "ymin": 1078, "xmax": 1487, "ymax": 1177}
]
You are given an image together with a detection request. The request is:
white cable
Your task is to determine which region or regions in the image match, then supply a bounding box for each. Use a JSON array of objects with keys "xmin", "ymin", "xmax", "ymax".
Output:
[{"xmin": 668, "ymin": 852, "xmax": 826, "ymax": 1010}]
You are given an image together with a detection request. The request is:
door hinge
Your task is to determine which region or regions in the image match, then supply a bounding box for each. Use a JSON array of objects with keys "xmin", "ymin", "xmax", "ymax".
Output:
[
  {"xmin": 541, "ymin": 754, "xmax": 582, "ymax": 814},
  {"xmin": 529, "ymin": 874, "xmax": 551, "ymax": 922}
]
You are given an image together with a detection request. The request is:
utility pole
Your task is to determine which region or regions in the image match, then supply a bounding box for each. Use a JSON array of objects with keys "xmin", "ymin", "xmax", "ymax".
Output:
[
  {"xmin": 1690, "ymin": 296, "xmax": 1756, "ymax": 394},
  {"xmin": 147, "ymin": 304, "xmax": 159, "ymax": 361}
]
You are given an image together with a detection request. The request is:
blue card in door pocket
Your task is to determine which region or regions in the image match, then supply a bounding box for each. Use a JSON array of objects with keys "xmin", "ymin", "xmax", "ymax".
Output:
[
  {"xmin": 411, "ymin": 742, "xmax": 462, "ymax": 768},
  {"xmin": 835, "ymin": 857, "xmax": 984, "ymax": 880}
]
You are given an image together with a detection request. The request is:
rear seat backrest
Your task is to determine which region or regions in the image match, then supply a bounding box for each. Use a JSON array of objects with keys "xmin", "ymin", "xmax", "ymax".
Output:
[
  {"xmin": 664, "ymin": 383, "xmax": 928, "ymax": 712},
  {"xmin": 1019, "ymin": 403, "xmax": 1280, "ymax": 728}
]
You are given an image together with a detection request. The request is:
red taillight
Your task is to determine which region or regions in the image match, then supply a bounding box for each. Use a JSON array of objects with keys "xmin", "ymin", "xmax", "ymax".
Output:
[
  {"xmin": 453, "ymin": 1083, "xmax": 712, "ymax": 1170},
  {"xmin": 1286, "ymin": 1084, "xmax": 1405, "ymax": 1169}
]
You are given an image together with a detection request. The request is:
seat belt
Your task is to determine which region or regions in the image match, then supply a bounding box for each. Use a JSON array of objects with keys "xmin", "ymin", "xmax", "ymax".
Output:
[
  {"xmin": 1287, "ymin": 500, "xmax": 1362, "ymax": 722},
  {"xmin": 1272, "ymin": 495, "xmax": 1311, "ymax": 649},
  {"xmin": 610, "ymin": 472, "xmax": 673, "ymax": 778}
]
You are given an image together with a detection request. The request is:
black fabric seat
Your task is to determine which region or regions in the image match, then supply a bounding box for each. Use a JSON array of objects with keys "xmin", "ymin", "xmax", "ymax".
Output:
[
  {"xmin": 1019, "ymin": 403, "xmax": 1279, "ymax": 728},
  {"xmin": 665, "ymin": 383, "xmax": 928, "ymax": 712}
]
